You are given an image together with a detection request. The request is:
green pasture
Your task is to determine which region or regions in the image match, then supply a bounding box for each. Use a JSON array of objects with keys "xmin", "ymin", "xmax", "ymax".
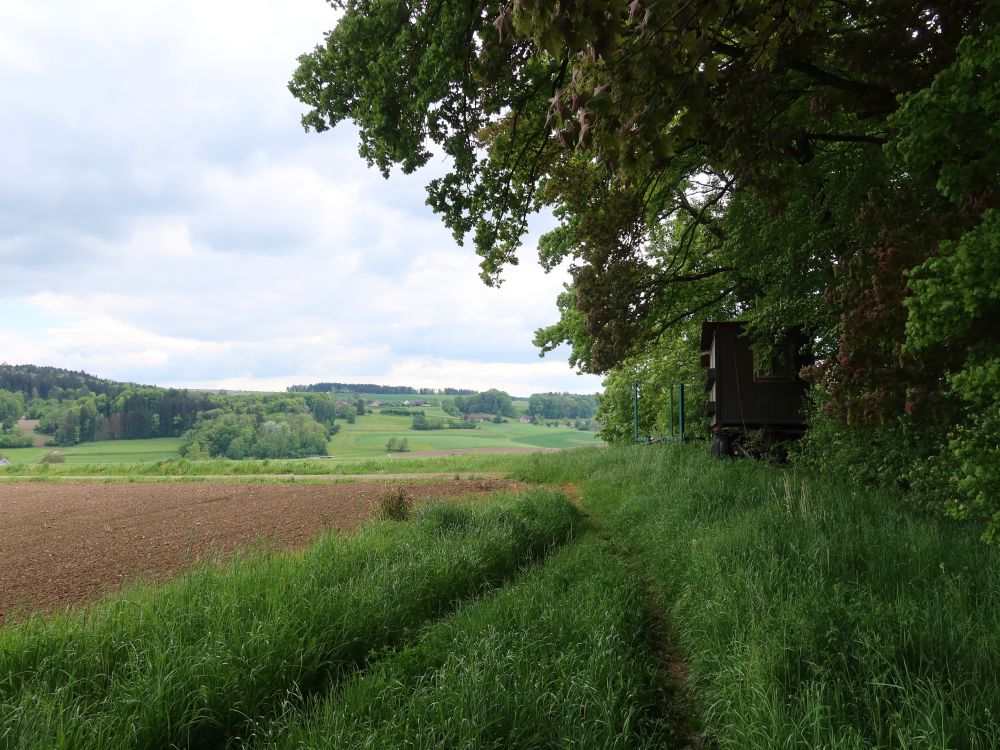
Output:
[
  {"xmin": 0, "ymin": 438, "xmax": 183, "ymax": 466},
  {"xmin": 328, "ymin": 410, "xmax": 602, "ymax": 458},
  {"xmin": 0, "ymin": 447, "xmax": 48, "ymax": 464},
  {"xmin": 354, "ymin": 393, "xmax": 532, "ymax": 407},
  {"xmin": 0, "ymin": 397, "xmax": 596, "ymax": 468}
]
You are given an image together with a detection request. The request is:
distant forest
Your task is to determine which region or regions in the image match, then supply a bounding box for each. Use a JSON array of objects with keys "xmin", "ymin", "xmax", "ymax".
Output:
[
  {"xmin": 0, "ymin": 363, "xmax": 135, "ymax": 400},
  {"xmin": 0, "ymin": 364, "xmax": 216, "ymax": 445},
  {"xmin": 288, "ymin": 382, "xmax": 477, "ymax": 396},
  {"xmin": 526, "ymin": 393, "xmax": 598, "ymax": 420},
  {"xmin": 0, "ymin": 364, "xmax": 339, "ymax": 458},
  {"xmin": 1, "ymin": 365, "xmax": 601, "ymax": 458}
]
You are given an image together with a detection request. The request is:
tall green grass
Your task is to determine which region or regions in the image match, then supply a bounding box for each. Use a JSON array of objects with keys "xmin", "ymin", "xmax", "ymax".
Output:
[
  {"xmin": 0, "ymin": 489, "xmax": 578, "ymax": 750},
  {"xmin": 4, "ymin": 443, "xmax": 995, "ymax": 747},
  {"xmin": 0, "ymin": 453, "xmax": 531, "ymax": 477},
  {"xmin": 515, "ymin": 445, "xmax": 1000, "ymax": 749},
  {"xmin": 251, "ymin": 535, "xmax": 675, "ymax": 749}
]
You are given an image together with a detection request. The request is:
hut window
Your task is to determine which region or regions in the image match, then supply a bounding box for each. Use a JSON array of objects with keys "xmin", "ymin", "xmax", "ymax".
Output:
[{"xmin": 753, "ymin": 343, "xmax": 796, "ymax": 383}]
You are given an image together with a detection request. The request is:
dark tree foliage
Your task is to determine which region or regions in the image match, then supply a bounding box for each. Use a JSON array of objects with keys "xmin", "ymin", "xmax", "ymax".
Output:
[
  {"xmin": 0, "ymin": 365, "xmax": 225, "ymax": 445},
  {"xmin": 293, "ymin": 1, "xmax": 1000, "ymax": 539},
  {"xmin": 180, "ymin": 413, "xmax": 329, "ymax": 460},
  {"xmin": 2, "ymin": 365, "xmax": 338, "ymax": 451},
  {"xmin": 453, "ymin": 389, "xmax": 516, "ymax": 417},
  {"xmin": 0, "ymin": 390, "xmax": 24, "ymax": 432},
  {"xmin": 0, "ymin": 364, "xmax": 131, "ymax": 400},
  {"xmin": 380, "ymin": 407, "xmax": 425, "ymax": 416},
  {"xmin": 292, "ymin": 0, "xmax": 986, "ymax": 367},
  {"xmin": 411, "ymin": 414, "xmax": 477, "ymax": 430},
  {"xmin": 301, "ymin": 392, "xmax": 338, "ymax": 425},
  {"xmin": 527, "ymin": 393, "xmax": 598, "ymax": 419}
]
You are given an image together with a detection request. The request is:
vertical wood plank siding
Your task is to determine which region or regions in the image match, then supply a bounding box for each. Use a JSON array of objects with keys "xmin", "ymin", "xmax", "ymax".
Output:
[{"xmin": 704, "ymin": 323, "xmax": 808, "ymax": 429}]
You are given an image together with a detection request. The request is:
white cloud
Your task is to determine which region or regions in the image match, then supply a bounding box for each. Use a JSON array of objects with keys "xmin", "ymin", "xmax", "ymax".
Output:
[{"xmin": 0, "ymin": 0, "xmax": 603, "ymax": 395}]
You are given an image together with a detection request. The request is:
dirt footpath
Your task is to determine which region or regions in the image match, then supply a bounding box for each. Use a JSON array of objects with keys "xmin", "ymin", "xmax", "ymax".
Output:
[{"xmin": 0, "ymin": 479, "xmax": 516, "ymax": 622}]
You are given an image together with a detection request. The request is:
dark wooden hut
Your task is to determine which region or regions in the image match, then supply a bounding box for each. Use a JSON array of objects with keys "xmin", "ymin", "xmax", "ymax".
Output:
[{"xmin": 701, "ymin": 322, "xmax": 811, "ymax": 455}]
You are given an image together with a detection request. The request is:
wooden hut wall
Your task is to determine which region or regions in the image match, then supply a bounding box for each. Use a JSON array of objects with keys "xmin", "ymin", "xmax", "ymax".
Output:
[{"xmin": 711, "ymin": 325, "xmax": 806, "ymax": 428}]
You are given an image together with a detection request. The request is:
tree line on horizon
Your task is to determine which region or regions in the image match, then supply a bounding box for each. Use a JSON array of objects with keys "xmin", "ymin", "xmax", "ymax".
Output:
[
  {"xmin": 0, "ymin": 365, "xmax": 601, "ymax": 459},
  {"xmin": 0, "ymin": 365, "xmax": 341, "ymax": 458},
  {"xmin": 287, "ymin": 382, "xmax": 478, "ymax": 396}
]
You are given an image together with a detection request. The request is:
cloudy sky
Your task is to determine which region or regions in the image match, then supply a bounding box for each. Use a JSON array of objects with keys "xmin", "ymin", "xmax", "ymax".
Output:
[{"xmin": 0, "ymin": 0, "xmax": 603, "ymax": 396}]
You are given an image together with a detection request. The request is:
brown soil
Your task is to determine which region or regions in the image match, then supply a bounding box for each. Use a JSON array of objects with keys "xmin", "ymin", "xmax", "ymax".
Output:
[
  {"xmin": 15, "ymin": 418, "xmax": 47, "ymax": 448},
  {"xmin": 0, "ymin": 478, "xmax": 517, "ymax": 622}
]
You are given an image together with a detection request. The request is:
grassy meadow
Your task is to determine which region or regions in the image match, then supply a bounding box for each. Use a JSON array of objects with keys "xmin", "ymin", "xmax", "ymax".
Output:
[
  {"xmin": 328, "ymin": 408, "xmax": 601, "ymax": 458},
  {"xmin": 250, "ymin": 534, "xmax": 674, "ymax": 749},
  {"xmin": 2, "ymin": 444, "xmax": 997, "ymax": 748},
  {"xmin": 0, "ymin": 438, "xmax": 184, "ymax": 466},
  {"xmin": 0, "ymin": 406, "xmax": 599, "ymax": 468}
]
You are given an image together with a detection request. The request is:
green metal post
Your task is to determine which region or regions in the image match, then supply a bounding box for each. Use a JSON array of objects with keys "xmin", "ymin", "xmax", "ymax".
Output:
[
  {"xmin": 633, "ymin": 383, "xmax": 639, "ymax": 442},
  {"xmin": 678, "ymin": 383, "xmax": 685, "ymax": 441},
  {"xmin": 668, "ymin": 385, "xmax": 674, "ymax": 439}
]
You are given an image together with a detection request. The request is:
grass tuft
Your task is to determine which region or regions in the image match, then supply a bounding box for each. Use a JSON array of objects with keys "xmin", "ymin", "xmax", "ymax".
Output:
[{"xmin": 373, "ymin": 485, "xmax": 412, "ymax": 521}]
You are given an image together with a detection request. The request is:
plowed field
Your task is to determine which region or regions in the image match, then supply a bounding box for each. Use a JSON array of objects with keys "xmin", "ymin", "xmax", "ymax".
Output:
[{"xmin": 0, "ymin": 479, "xmax": 517, "ymax": 622}]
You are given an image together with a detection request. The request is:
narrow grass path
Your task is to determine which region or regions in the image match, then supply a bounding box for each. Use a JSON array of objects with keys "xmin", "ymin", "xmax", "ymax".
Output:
[
  {"xmin": 246, "ymin": 532, "xmax": 682, "ymax": 749},
  {"xmin": 566, "ymin": 482, "xmax": 704, "ymax": 749},
  {"xmin": 512, "ymin": 444, "xmax": 1000, "ymax": 749}
]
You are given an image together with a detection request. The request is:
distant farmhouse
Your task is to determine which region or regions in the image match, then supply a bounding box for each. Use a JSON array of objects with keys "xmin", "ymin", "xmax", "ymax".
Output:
[
  {"xmin": 0, "ymin": 456, "xmax": 11, "ymax": 467},
  {"xmin": 464, "ymin": 413, "xmax": 495, "ymax": 423}
]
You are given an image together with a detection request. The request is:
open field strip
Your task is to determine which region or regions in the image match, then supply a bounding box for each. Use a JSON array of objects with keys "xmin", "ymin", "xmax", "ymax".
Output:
[
  {"xmin": 0, "ymin": 479, "xmax": 522, "ymax": 620},
  {"xmin": 326, "ymin": 410, "xmax": 602, "ymax": 459},
  {"xmin": 512, "ymin": 445, "xmax": 1000, "ymax": 749},
  {"xmin": 251, "ymin": 534, "xmax": 677, "ymax": 749},
  {"xmin": 0, "ymin": 415, "xmax": 601, "ymax": 466},
  {"xmin": 0, "ymin": 452, "xmax": 543, "ymax": 478},
  {"xmin": 0, "ymin": 489, "xmax": 578, "ymax": 750},
  {"xmin": 0, "ymin": 438, "xmax": 185, "ymax": 466},
  {"xmin": 0, "ymin": 472, "xmax": 507, "ymax": 483}
]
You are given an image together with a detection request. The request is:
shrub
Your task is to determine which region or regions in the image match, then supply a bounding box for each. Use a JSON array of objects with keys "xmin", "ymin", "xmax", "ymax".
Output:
[
  {"xmin": 791, "ymin": 390, "xmax": 947, "ymax": 494},
  {"xmin": 385, "ymin": 437, "xmax": 410, "ymax": 452},
  {"xmin": 40, "ymin": 451, "xmax": 65, "ymax": 464},
  {"xmin": 0, "ymin": 430, "xmax": 32, "ymax": 448},
  {"xmin": 375, "ymin": 486, "xmax": 412, "ymax": 521},
  {"xmin": 380, "ymin": 408, "xmax": 423, "ymax": 417}
]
